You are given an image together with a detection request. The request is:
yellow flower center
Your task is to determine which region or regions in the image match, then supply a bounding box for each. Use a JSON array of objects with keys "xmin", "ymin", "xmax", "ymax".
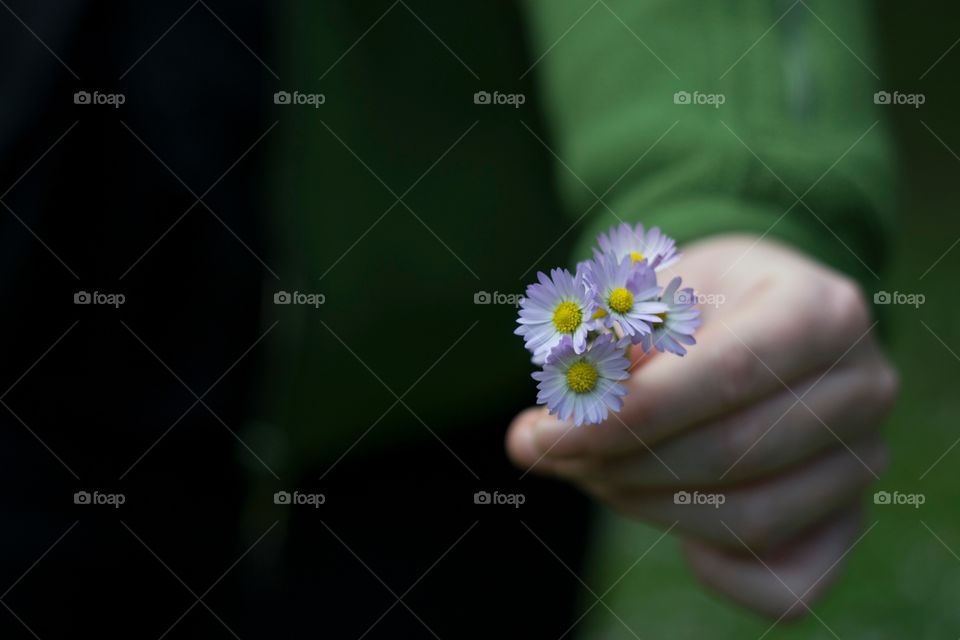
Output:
[
  {"xmin": 630, "ymin": 251, "xmax": 645, "ymax": 263},
  {"xmin": 552, "ymin": 301, "xmax": 582, "ymax": 333},
  {"xmin": 566, "ymin": 360, "xmax": 599, "ymax": 394},
  {"xmin": 608, "ymin": 287, "xmax": 634, "ymax": 314},
  {"xmin": 655, "ymin": 311, "xmax": 669, "ymax": 326},
  {"xmin": 591, "ymin": 308, "xmax": 608, "ymax": 320}
]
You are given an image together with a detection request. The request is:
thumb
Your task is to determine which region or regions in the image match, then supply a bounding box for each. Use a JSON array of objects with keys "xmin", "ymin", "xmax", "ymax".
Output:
[{"xmin": 506, "ymin": 406, "xmax": 567, "ymax": 471}]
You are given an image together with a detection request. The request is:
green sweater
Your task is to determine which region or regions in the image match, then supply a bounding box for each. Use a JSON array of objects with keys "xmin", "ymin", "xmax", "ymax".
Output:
[
  {"xmin": 263, "ymin": 1, "xmax": 896, "ymax": 636},
  {"xmin": 526, "ymin": 0, "xmax": 893, "ymax": 276}
]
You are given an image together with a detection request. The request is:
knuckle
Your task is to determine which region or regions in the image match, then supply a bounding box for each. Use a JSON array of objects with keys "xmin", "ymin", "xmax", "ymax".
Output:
[
  {"xmin": 854, "ymin": 357, "xmax": 901, "ymax": 425},
  {"xmin": 827, "ymin": 276, "xmax": 871, "ymax": 334},
  {"xmin": 875, "ymin": 362, "xmax": 901, "ymax": 414}
]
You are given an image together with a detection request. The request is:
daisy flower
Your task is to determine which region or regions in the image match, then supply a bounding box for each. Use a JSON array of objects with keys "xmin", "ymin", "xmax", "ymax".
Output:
[
  {"xmin": 532, "ymin": 334, "xmax": 630, "ymax": 426},
  {"xmin": 596, "ymin": 223, "xmax": 680, "ymax": 271},
  {"xmin": 641, "ymin": 277, "xmax": 702, "ymax": 356},
  {"xmin": 515, "ymin": 267, "xmax": 596, "ymax": 363},
  {"xmin": 585, "ymin": 253, "xmax": 667, "ymax": 340}
]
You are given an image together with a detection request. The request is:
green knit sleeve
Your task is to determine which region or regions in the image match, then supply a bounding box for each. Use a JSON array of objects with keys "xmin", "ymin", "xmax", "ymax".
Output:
[
  {"xmin": 520, "ymin": 1, "xmax": 896, "ymax": 636},
  {"xmin": 521, "ymin": 0, "xmax": 895, "ymax": 291}
]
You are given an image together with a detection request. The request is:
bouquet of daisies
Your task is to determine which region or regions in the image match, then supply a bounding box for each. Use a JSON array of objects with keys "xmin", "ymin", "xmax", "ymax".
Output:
[{"xmin": 516, "ymin": 223, "xmax": 701, "ymax": 426}]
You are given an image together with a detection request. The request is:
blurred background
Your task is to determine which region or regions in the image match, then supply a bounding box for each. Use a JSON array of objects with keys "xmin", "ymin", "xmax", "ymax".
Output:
[{"xmin": 0, "ymin": 1, "xmax": 957, "ymax": 638}]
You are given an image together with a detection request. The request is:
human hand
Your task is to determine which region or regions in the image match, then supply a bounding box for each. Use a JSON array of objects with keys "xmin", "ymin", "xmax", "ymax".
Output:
[{"xmin": 506, "ymin": 235, "xmax": 898, "ymax": 618}]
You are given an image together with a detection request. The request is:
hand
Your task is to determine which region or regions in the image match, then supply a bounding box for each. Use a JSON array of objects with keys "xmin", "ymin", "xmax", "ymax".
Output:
[{"xmin": 506, "ymin": 235, "xmax": 899, "ymax": 619}]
